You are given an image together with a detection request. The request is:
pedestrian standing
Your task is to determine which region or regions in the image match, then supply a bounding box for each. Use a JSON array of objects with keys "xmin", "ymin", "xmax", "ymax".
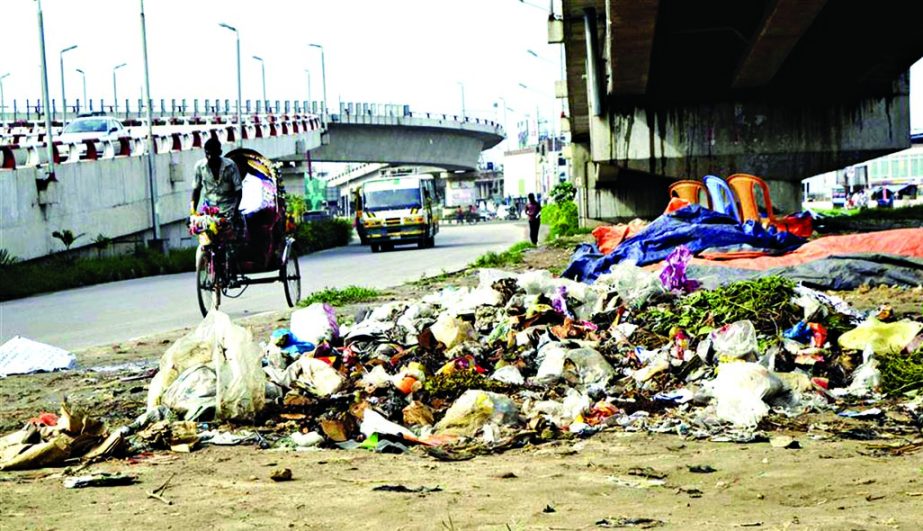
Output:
[{"xmin": 525, "ymin": 193, "xmax": 541, "ymax": 244}]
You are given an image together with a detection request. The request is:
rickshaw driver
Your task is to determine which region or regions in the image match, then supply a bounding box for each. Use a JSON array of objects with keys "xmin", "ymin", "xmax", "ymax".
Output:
[
  {"xmin": 190, "ymin": 137, "xmax": 243, "ymax": 224},
  {"xmin": 190, "ymin": 138, "xmax": 244, "ymax": 276}
]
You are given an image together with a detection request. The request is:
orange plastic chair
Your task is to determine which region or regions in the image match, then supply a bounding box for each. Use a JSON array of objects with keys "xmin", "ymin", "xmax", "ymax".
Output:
[
  {"xmin": 726, "ymin": 173, "xmax": 782, "ymax": 229},
  {"xmin": 668, "ymin": 180, "xmax": 711, "ymax": 209}
]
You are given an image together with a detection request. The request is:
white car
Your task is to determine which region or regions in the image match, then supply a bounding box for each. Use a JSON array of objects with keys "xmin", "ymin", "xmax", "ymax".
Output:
[{"xmin": 57, "ymin": 116, "xmax": 127, "ymax": 158}]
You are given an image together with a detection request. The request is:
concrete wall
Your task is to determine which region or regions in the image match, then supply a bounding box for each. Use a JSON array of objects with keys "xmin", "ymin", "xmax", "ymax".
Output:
[{"xmin": 1, "ymin": 132, "xmax": 321, "ymax": 260}]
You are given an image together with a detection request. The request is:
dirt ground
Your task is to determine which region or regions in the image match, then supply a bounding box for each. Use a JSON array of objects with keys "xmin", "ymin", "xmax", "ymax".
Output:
[{"xmin": 2, "ymin": 242, "xmax": 922, "ymax": 530}]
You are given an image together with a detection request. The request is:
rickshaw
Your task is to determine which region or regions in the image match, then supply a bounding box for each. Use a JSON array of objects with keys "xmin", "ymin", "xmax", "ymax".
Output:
[{"xmin": 190, "ymin": 148, "xmax": 301, "ymax": 317}]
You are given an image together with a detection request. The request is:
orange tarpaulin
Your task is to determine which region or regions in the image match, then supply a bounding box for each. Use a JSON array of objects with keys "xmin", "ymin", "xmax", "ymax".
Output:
[
  {"xmin": 592, "ymin": 220, "xmax": 649, "ymax": 255},
  {"xmin": 689, "ymin": 228, "xmax": 923, "ymax": 271}
]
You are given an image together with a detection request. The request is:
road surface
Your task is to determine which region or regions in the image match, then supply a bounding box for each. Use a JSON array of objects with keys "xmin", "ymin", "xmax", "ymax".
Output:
[{"xmin": 0, "ymin": 222, "xmax": 526, "ymax": 351}]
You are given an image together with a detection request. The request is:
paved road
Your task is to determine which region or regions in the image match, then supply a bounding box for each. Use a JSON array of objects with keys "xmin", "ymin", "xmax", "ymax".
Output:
[{"xmin": 0, "ymin": 222, "xmax": 526, "ymax": 351}]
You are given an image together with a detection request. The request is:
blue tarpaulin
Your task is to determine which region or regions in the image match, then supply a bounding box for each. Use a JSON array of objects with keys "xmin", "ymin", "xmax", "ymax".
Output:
[{"xmin": 563, "ymin": 205, "xmax": 806, "ymax": 283}]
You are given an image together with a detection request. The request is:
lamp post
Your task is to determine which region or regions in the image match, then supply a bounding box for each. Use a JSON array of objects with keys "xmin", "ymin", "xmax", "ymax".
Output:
[
  {"xmin": 457, "ymin": 81, "xmax": 466, "ymax": 119},
  {"xmin": 59, "ymin": 44, "xmax": 77, "ymax": 123},
  {"xmin": 303, "ymin": 69, "xmax": 311, "ymax": 112},
  {"xmin": 219, "ymin": 22, "xmax": 242, "ymax": 146},
  {"xmin": 140, "ymin": 0, "xmax": 161, "ymax": 245},
  {"xmin": 112, "ymin": 62, "xmax": 127, "ymax": 115},
  {"xmin": 307, "ymin": 43, "xmax": 327, "ymax": 128},
  {"xmin": 0, "ymin": 73, "xmax": 9, "ymax": 122},
  {"xmin": 252, "ymin": 55, "xmax": 266, "ymax": 112},
  {"xmin": 74, "ymin": 69, "xmax": 86, "ymax": 113},
  {"xmin": 35, "ymin": 0, "xmax": 56, "ymax": 179}
]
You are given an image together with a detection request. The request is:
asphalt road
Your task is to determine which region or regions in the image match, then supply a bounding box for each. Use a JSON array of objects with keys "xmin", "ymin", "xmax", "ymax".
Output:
[{"xmin": 0, "ymin": 222, "xmax": 527, "ymax": 351}]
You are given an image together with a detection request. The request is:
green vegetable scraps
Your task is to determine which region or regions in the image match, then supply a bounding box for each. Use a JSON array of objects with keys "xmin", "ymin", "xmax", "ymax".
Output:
[
  {"xmin": 878, "ymin": 348, "xmax": 923, "ymax": 394},
  {"xmin": 637, "ymin": 276, "xmax": 800, "ymax": 337}
]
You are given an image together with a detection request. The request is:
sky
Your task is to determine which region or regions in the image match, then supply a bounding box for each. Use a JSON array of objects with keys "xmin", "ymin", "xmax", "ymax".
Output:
[
  {"xmin": 0, "ymin": 0, "xmax": 563, "ymax": 134},
  {"xmin": 1, "ymin": 0, "xmax": 920, "ymax": 136}
]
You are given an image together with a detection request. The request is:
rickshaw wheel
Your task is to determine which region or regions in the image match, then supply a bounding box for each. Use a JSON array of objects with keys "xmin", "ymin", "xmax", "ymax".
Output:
[
  {"xmin": 196, "ymin": 248, "xmax": 220, "ymax": 317},
  {"xmin": 281, "ymin": 239, "xmax": 301, "ymax": 307}
]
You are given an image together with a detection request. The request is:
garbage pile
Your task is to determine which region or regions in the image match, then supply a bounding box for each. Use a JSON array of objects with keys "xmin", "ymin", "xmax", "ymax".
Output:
[{"xmin": 2, "ymin": 260, "xmax": 922, "ymax": 469}]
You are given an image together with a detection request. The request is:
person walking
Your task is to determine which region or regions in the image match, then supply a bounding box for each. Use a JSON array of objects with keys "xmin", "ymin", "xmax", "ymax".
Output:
[{"xmin": 525, "ymin": 193, "xmax": 541, "ymax": 245}]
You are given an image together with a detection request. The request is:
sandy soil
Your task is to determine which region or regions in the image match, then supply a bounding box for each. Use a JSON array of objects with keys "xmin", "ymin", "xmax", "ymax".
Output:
[{"xmin": 2, "ymin": 242, "xmax": 921, "ymax": 530}]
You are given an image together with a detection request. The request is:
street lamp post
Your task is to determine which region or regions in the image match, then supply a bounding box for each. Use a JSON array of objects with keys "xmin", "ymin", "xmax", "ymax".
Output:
[
  {"xmin": 75, "ymin": 69, "xmax": 86, "ymax": 113},
  {"xmin": 252, "ymin": 55, "xmax": 266, "ymax": 112},
  {"xmin": 219, "ymin": 22, "xmax": 242, "ymax": 146},
  {"xmin": 59, "ymin": 44, "xmax": 77, "ymax": 123},
  {"xmin": 307, "ymin": 43, "xmax": 327, "ymax": 128},
  {"xmin": 35, "ymin": 0, "xmax": 56, "ymax": 179},
  {"xmin": 303, "ymin": 69, "xmax": 311, "ymax": 112},
  {"xmin": 0, "ymin": 73, "xmax": 9, "ymax": 122},
  {"xmin": 112, "ymin": 62, "xmax": 127, "ymax": 115},
  {"xmin": 457, "ymin": 81, "xmax": 466, "ymax": 119},
  {"xmin": 140, "ymin": 0, "xmax": 161, "ymax": 245}
]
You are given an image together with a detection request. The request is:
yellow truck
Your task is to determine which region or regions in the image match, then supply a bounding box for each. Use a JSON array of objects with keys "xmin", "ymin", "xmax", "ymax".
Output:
[{"xmin": 357, "ymin": 175, "xmax": 439, "ymax": 252}]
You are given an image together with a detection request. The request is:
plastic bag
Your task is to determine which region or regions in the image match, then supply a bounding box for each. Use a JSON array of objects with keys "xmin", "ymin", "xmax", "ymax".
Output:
[
  {"xmin": 284, "ymin": 357, "xmax": 344, "ymax": 396},
  {"xmin": 659, "ymin": 245, "xmax": 700, "ymax": 293},
  {"xmin": 434, "ymin": 390, "xmax": 519, "ymax": 437},
  {"xmin": 147, "ymin": 311, "xmax": 266, "ymax": 422},
  {"xmin": 430, "ymin": 313, "xmax": 476, "ymax": 351},
  {"xmin": 161, "ymin": 364, "xmax": 216, "ymax": 421},
  {"xmin": 710, "ymin": 320, "xmax": 759, "ymax": 360},
  {"xmin": 290, "ymin": 303, "xmax": 340, "ymax": 345},
  {"xmin": 595, "ymin": 262, "xmax": 664, "ymax": 308},
  {"xmin": 710, "ymin": 362, "xmax": 783, "ymax": 428},
  {"xmin": 837, "ymin": 318, "xmax": 922, "ymax": 354},
  {"xmin": 491, "ymin": 365, "xmax": 524, "ymax": 385},
  {"xmin": 847, "ymin": 347, "xmax": 881, "ymax": 395}
]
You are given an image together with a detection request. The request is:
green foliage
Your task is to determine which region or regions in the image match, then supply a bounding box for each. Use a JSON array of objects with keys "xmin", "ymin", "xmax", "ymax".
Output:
[
  {"xmin": 423, "ymin": 370, "xmax": 514, "ymax": 401},
  {"xmin": 0, "ymin": 249, "xmax": 18, "ymax": 267},
  {"xmin": 541, "ymin": 200, "xmax": 581, "ymax": 240},
  {"xmin": 298, "ymin": 285, "xmax": 381, "ymax": 307},
  {"xmin": 879, "ymin": 347, "xmax": 923, "ymax": 394},
  {"xmin": 0, "ymin": 247, "xmax": 197, "ymax": 301},
  {"xmin": 293, "ymin": 217, "xmax": 353, "ymax": 254},
  {"xmin": 636, "ymin": 276, "xmax": 800, "ymax": 337},
  {"xmin": 470, "ymin": 241, "xmax": 535, "ymax": 268},
  {"xmin": 285, "ymin": 193, "xmax": 307, "ymax": 221},
  {"xmin": 549, "ymin": 181, "xmax": 576, "ymax": 203},
  {"xmin": 51, "ymin": 229, "xmax": 86, "ymax": 251}
]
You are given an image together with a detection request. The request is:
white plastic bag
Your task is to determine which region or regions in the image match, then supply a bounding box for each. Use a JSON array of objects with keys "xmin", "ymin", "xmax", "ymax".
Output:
[
  {"xmin": 710, "ymin": 362, "xmax": 783, "ymax": 428},
  {"xmin": 283, "ymin": 357, "xmax": 344, "ymax": 396},
  {"xmin": 148, "ymin": 311, "xmax": 266, "ymax": 422},
  {"xmin": 290, "ymin": 303, "xmax": 340, "ymax": 345},
  {"xmin": 161, "ymin": 364, "xmax": 216, "ymax": 421},
  {"xmin": 710, "ymin": 320, "xmax": 759, "ymax": 360},
  {"xmin": 595, "ymin": 262, "xmax": 664, "ymax": 308}
]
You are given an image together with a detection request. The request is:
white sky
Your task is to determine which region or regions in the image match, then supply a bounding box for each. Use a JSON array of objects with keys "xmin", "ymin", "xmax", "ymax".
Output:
[{"xmin": 1, "ymin": 0, "xmax": 920, "ymax": 133}]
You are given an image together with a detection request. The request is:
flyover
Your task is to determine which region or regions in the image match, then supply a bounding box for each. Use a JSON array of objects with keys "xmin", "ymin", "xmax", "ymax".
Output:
[
  {"xmin": 0, "ymin": 101, "xmax": 504, "ymax": 261},
  {"xmin": 559, "ymin": 0, "xmax": 923, "ymax": 220}
]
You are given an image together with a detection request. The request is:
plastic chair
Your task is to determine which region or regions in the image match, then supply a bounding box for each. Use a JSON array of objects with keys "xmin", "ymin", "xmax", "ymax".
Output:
[
  {"xmin": 702, "ymin": 174, "xmax": 742, "ymax": 222},
  {"xmin": 668, "ymin": 180, "xmax": 711, "ymax": 208},
  {"xmin": 726, "ymin": 173, "xmax": 782, "ymax": 228}
]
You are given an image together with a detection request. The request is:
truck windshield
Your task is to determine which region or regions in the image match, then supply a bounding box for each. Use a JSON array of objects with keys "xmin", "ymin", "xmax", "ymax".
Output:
[{"xmin": 363, "ymin": 188, "xmax": 422, "ymax": 212}]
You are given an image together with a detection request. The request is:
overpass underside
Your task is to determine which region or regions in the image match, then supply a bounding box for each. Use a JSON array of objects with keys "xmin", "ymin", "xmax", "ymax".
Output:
[{"xmin": 562, "ymin": 0, "xmax": 923, "ymax": 219}]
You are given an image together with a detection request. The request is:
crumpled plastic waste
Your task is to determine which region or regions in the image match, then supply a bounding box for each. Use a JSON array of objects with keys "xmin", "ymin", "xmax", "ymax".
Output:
[
  {"xmin": 838, "ymin": 318, "xmax": 923, "ymax": 354},
  {"xmin": 148, "ymin": 311, "xmax": 265, "ymax": 422},
  {"xmin": 430, "ymin": 313, "xmax": 476, "ymax": 351},
  {"xmin": 595, "ymin": 262, "xmax": 664, "ymax": 308},
  {"xmin": 434, "ymin": 390, "xmax": 519, "ymax": 437},
  {"xmin": 291, "ymin": 303, "xmax": 340, "ymax": 345},
  {"xmin": 283, "ymin": 357, "xmax": 344, "ymax": 397},
  {"xmin": 659, "ymin": 245, "xmax": 700, "ymax": 293},
  {"xmin": 710, "ymin": 320, "xmax": 759, "ymax": 360},
  {"xmin": 709, "ymin": 362, "xmax": 783, "ymax": 428}
]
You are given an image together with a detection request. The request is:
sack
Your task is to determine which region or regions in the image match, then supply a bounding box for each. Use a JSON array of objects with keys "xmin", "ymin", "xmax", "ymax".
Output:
[{"xmin": 147, "ymin": 311, "xmax": 265, "ymax": 422}]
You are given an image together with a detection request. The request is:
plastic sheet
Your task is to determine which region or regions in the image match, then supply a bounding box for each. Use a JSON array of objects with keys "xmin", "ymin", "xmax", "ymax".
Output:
[
  {"xmin": 710, "ymin": 362, "xmax": 783, "ymax": 428},
  {"xmin": 434, "ymin": 390, "xmax": 519, "ymax": 437},
  {"xmin": 291, "ymin": 303, "xmax": 340, "ymax": 345},
  {"xmin": 0, "ymin": 337, "xmax": 76, "ymax": 377},
  {"xmin": 838, "ymin": 318, "xmax": 923, "ymax": 354}
]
